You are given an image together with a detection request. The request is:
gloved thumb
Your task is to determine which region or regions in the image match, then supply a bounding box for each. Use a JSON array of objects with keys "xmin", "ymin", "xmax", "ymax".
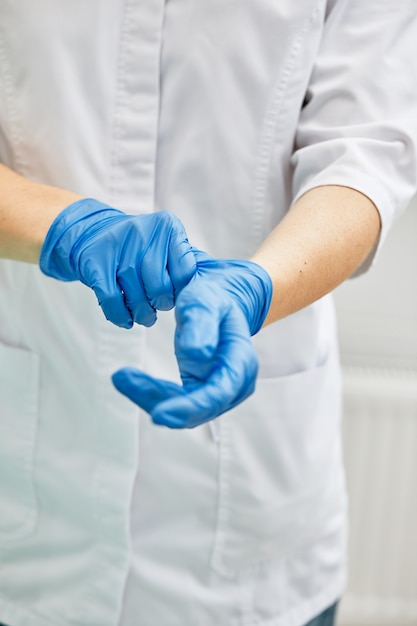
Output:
[{"xmin": 112, "ymin": 368, "xmax": 184, "ymax": 415}]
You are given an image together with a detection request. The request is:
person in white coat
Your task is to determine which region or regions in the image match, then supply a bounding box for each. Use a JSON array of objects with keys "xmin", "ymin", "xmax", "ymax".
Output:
[{"xmin": 0, "ymin": 2, "xmax": 416, "ymax": 626}]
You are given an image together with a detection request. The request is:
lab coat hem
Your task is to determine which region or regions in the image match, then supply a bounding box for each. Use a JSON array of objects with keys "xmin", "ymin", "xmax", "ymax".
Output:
[
  {"xmin": 0, "ymin": 597, "xmax": 58, "ymax": 626},
  {"xmin": 250, "ymin": 571, "xmax": 346, "ymax": 626}
]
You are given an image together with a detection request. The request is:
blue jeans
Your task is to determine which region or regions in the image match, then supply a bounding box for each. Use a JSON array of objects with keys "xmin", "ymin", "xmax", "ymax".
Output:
[{"xmin": 304, "ymin": 601, "xmax": 338, "ymax": 626}]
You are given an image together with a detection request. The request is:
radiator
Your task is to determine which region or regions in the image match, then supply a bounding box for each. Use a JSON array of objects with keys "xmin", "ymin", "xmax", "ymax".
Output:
[{"xmin": 338, "ymin": 367, "xmax": 417, "ymax": 626}]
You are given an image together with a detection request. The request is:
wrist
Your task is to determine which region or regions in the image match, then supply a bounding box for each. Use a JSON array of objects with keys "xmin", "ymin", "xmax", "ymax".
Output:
[
  {"xmin": 237, "ymin": 260, "xmax": 273, "ymax": 335},
  {"xmin": 0, "ymin": 164, "xmax": 83, "ymax": 263},
  {"xmin": 193, "ymin": 254, "xmax": 273, "ymax": 336},
  {"xmin": 39, "ymin": 198, "xmax": 123, "ymax": 281}
]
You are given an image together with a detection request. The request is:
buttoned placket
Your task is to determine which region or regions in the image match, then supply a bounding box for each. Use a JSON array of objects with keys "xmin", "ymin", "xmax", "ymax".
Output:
[
  {"xmin": 109, "ymin": 0, "xmax": 166, "ymax": 216},
  {"xmin": 93, "ymin": 2, "xmax": 168, "ymax": 625}
]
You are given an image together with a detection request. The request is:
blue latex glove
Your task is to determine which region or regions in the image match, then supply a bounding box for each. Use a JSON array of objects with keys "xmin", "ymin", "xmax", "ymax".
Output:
[
  {"xmin": 40, "ymin": 198, "xmax": 196, "ymax": 328},
  {"xmin": 112, "ymin": 252, "xmax": 273, "ymax": 427}
]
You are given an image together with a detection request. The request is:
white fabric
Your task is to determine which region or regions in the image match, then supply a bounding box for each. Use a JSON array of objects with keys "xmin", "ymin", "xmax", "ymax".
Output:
[{"xmin": 0, "ymin": 1, "xmax": 416, "ymax": 625}]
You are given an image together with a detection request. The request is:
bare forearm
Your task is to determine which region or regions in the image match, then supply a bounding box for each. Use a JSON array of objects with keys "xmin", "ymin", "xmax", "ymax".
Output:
[
  {"xmin": 0, "ymin": 164, "xmax": 81, "ymax": 263},
  {"xmin": 251, "ymin": 185, "xmax": 381, "ymax": 325}
]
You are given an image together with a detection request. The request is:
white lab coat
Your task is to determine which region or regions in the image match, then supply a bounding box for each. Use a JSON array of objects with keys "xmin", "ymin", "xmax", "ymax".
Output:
[{"xmin": 0, "ymin": 2, "xmax": 416, "ymax": 625}]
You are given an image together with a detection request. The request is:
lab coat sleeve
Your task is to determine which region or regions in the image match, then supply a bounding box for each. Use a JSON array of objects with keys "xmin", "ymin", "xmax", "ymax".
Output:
[{"xmin": 291, "ymin": 0, "xmax": 417, "ymax": 273}]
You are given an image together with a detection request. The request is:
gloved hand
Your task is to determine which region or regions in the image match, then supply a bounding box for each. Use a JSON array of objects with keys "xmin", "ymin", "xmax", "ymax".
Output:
[
  {"xmin": 39, "ymin": 198, "xmax": 196, "ymax": 328},
  {"xmin": 112, "ymin": 251, "xmax": 273, "ymax": 427}
]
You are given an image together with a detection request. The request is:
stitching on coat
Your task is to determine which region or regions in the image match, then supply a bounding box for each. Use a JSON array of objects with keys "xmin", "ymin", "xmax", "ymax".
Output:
[
  {"xmin": 0, "ymin": 29, "xmax": 29, "ymax": 175},
  {"xmin": 109, "ymin": 0, "xmax": 131, "ymax": 205},
  {"xmin": 210, "ymin": 412, "xmax": 234, "ymax": 578},
  {"xmin": 251, "ymin": 2, "xmax": 325, "ymax": 250}
]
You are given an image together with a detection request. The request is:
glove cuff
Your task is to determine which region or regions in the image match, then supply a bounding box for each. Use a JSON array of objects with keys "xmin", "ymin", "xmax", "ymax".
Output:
[
  {"xmin": 237, "ymin": 260, "xmax": 273, "ymax": 335},
  {"xmin": 39, "ymin": 198, "xmax": 122, "ymax": 281},
  {"xmin": 194, "ymin": 253, "xmax": 273, "ymax": 336}
]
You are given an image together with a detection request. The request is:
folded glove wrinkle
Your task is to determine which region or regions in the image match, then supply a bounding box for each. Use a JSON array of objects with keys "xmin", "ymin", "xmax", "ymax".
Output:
[
  {"xmin": 116, "ymin": 261, "xmax": 156, "ymax": 328},
  {"xmin": 139, "ymin": 221, "xmax": 173, "ymax": 312},
  {"xmin": 40, "ymin": 198, "xmax": 196, "ymax": 328},
  {"xmin": 193, "ymin": 254, "xmax": 272, "ymax": 335},
  {"xmin": 111, "ymin": 249, "xmax": 272, "ymax": 427},
  {"xmin": 174, "ymin": 281, "xmax": 225, "ymax": 363}
]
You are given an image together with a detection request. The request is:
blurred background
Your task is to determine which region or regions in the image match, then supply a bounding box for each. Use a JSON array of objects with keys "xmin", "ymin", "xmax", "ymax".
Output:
[{"xmin": 334, "ymin": 195, "xmax": 417, "ymax": 626}]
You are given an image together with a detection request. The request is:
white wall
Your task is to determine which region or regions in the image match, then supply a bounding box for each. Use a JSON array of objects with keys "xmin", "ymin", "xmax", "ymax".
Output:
[
  {"xmin": 334, "ymin": 196, "xmax": 417, "ymax": 626},
  {"xmin": 334, "ymin": 195, "xmax": 417, "ymax": 371}
]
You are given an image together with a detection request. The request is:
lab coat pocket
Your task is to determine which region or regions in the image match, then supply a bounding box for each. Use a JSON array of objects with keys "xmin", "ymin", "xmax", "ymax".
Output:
[
  {"xmin": 211, "ymin": 352, "xmax": 344, "ymax": 577},
  {"xmin": 0, "ymin": 342, "xmax": 40, "ymax": 541}
]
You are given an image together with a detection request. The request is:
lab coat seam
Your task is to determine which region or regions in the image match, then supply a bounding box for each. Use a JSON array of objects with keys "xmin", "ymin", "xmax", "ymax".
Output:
[
  {"xmin": 68, "ymin": 317, "xmax": 128, "ymax": 626},
  {"xmin": 22, "ymin": 350, "xmax": 41, "ymax": 536},
  {"xmin": 86, "ymin": 322, "xmax": 132, "ymax": 626},
  {"xmin": 292, "ymin": 149, "xmax": 397, "ymax": 215},
  {"xmin": 86, "ymin": 321, "xmax": 114, "ymax": 625},
  {"xmin": 109, "ymin": 0, "xmax": 130, "ymax": 207},
  {"xmin": 0, "ymin": 29, "xmax": 29, "ymax": 176},
  {"xmin": 153, "ymin": 1, "xmax": 167, "ymax": 215},
  {"xmin": 86, "ymin": 319, "xmax": 145, "ymax": 626},
  {"xmin": 207, "ymin": 345, "xmax": 345, "ymax": 580},
  {"xmin": 108, "ymin": 0, "xmax": 164, "ymax": 214},
  {"xmin": 210, "ymin": 413, "xmax": 233, "ymax": 577},
  {"xmin": 251, "ymin": 1, "xmax": 325, "ymax": 249},
  {"xmin": 0, "ymin": 346, "xmax": 40, "ymax": 543}
]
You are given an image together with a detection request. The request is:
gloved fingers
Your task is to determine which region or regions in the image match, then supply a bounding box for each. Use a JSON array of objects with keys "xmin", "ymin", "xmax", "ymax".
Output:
[
  {"xmin": 153, "ymin": 317, "xmax": 258, "ymax": 428},
  {"xmin": 174, "ymin": 282, "xmax": 225, "ymax": 384},
  {"xmin": 112, "ymin": 309, "xmax": 257, "ymax": 429},
  {"xmin": 139, "ymin": 254, "xmax": 175, "ymax": 312},
  {"xmin": 112, "ymin": 371, "xmax": 208, "ymax": 428},
  {"xmin": 116, "ymin": 263, "xmax": 157, "ymax": 327},
  {"xmin": 133, "ymin": 211, "xmax": 196, "ymax": 311},
  {"xmin": 158, "ymin": 300, "xmax": 258, "ymax": 427},
  {"xmin": 137, "ymin": 243, "xmax": 195, "ymax": 313},
  {"xmin": 97, "ymin": 289, "xmax": 134, "ymax": 329},
  {"xmin": 79, "ymin": 253, "xmax": 134, "ymax": 329},
  {"xmin": 166, "ymin": 234, "xmax": 197, "ymax": 298},
  {"xmin": 112, "ymin": 368, "xmax": 199, "ymax": 429},
  {"xmin": 112, "ymin": 368, "xmax": 185, "ymax": 414},
  {"xmin": 140, "ymin": 234, "xmax": 196, "ymax": 310},
  {"xmin": 151, "ymin": 211, "xmax": 198, "ymax": 299}
]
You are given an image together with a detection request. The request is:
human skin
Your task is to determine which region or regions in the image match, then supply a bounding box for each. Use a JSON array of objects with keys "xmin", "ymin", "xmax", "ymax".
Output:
[
  {"xmin": 0, "ymin": 164, "xmax": 82, "ymax": 263},
  {"xmin": 250, "ymin": 183, "xmax": 381, "ymax": 323},
  {"xmin": 0, "ymin": 162, "xmax": 380, "ymax": 324}
]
